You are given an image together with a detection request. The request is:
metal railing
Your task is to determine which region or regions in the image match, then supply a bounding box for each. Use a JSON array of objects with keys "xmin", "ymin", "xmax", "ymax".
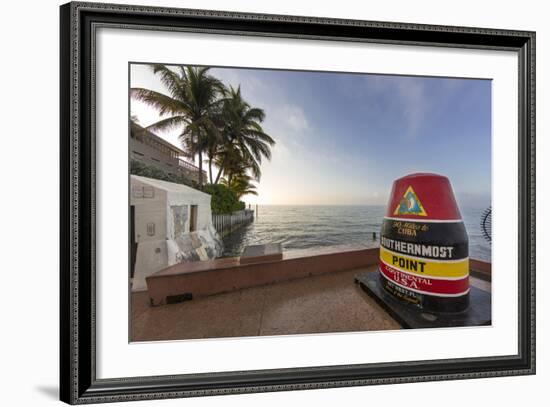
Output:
[{"xmin": 178, "ymin": 159, "xmax": 208, "ymax": 181}]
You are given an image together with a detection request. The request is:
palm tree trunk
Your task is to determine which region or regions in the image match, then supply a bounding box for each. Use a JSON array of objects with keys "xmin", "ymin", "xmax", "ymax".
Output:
[
  {"xmin": 208, "ymin": 155, "xmax": 213, "ymax": 185},
  {"xmin": 214, "ymin": 156, "xmax": 226, "ymax": 184},
  {"xmin": 198, "ymin": 152, "xmax": 203, "ymax": 188}
]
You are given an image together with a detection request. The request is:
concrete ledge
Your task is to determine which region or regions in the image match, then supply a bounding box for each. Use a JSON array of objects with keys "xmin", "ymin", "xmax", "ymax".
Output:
[
  {"xmin": 146, "ymin": 247, "xmax": 380, "ymax": 306},
  {"xmin": 145, "ymin": 246, "xmax": 493, "ymax": 306},
  {"xmin": 469, "ymin": 258, "xmax": 492, "ymax": 281},
  {"xmin": 240, "ymin": 243, "xmax": 283, "ymax": 265}
]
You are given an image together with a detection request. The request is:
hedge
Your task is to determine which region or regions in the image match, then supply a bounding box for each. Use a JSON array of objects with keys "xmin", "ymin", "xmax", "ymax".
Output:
[{"xmin": 202, "ymin": 184, "xmax": 245, "ymax": 214}]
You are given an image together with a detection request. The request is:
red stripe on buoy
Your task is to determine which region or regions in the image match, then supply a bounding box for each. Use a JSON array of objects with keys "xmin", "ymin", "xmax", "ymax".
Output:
[
  {"xmin": 385, "ymin": 173, "xmax": 462, "ymax": 221},
  {"xmin": 379, "ymin": 262, "xmax": 469, "ymax": 296}
]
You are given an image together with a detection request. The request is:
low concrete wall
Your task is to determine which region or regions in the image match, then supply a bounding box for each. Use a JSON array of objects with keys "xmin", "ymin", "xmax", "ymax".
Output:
[
  {"xmin": 146, "ymin": 247, "xmax": 379, "ymax": 306},
  {"xmin": 469, "ymin": 258, "xmax": 492, "ymax": 281},
  {"xmin": 145, "ymin": 247, "xmax": 493, "ymax": 306}
]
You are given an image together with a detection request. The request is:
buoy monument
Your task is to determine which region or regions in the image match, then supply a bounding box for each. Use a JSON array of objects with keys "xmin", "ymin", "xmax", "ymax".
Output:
[
  {"xmin": 380, "ymin": 173, "xmax": 469, "ymax": 312},
  {"xmin": 356, "ymin": 173, "xmax": 491, "ymax": 328}
]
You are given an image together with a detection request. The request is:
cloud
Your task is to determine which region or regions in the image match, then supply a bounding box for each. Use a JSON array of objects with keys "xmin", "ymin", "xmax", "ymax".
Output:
[
  {"xmin": 364, "ymin": 75, "xmax": 429, "ymax": 138},
  {"xmin": 212, "ymin": 68, "xmax": 265, "ymax": 97},
  {"xmin": 215, "ymin": 70, "xmax": 311, "ymax": 135},
  {"xmin": 395, "ymin": 79, "xmax": 428, "ymax": 138},
  {"xmin": 276, "ymin": 105, "xmax": 310, "ymax": 133}
]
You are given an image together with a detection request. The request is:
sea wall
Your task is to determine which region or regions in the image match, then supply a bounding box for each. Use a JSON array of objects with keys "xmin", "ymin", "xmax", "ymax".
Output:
[{"xmin": 212, "ymin": 209, "xmax": 254, "ymax": 237}]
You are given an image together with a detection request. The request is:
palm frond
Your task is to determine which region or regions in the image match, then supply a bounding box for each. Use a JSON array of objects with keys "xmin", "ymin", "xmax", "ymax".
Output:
[
  {"xmin": 130, "ymin": 88, "xmax": 185, "ymax": 116},
  {"xmin": 145, "ymin": 116, "xmax": 188, "ymax": 133},
  {"xmin": 150, "ymin": 65, "xmax": 186, "ymax": 101}
]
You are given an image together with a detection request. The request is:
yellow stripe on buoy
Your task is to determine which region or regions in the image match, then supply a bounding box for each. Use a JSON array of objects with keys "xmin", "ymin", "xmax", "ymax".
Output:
[{"xmin": 379, "ymin": 246, "xmax": 469, "ymax": 279}]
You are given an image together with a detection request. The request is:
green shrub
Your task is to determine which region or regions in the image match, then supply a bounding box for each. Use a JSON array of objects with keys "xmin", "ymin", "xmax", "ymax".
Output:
[{"xmin": 202, "ymin": 184, "xmax": 245, "ymax": 214}]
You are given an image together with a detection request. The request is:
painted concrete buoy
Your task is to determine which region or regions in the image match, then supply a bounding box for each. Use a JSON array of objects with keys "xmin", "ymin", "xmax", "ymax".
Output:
[{"xmin": 379, "ymin": 173, "xmax": 469, "ymax": 312}]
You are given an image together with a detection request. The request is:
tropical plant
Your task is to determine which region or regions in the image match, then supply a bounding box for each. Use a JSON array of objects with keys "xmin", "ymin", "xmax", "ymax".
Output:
[
  {"xmin": 202, "ymin": 184, "xmax": 244, "ymax": 214},
  {"xmin": 220, "ymin": 172, "xmax": 258, "ymax": 200},
  {"xmin": 130, "ymin": 65, "xmax": 226, "ymax": 187},
  {"xmin": 213, "ymin": 86, "xmax": 275, "ymax": 185}
]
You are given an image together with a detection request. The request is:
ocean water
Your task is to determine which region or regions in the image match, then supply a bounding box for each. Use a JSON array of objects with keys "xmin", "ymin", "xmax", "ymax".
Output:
[{"xmin": 221, "ymin": 205, "xmax": 492, "ymax": 262}]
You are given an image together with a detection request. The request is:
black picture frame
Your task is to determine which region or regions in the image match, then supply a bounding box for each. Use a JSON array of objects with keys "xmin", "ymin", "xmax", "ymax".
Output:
[{"xmin": 60, "ymin": 1, "xmax": 536, "ymax": 404}]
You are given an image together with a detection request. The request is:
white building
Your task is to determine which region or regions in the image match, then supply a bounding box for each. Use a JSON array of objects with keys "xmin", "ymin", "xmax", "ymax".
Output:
[{"xmin": 130, "ymin": 175, "xmax": 223, "ymax": 292}]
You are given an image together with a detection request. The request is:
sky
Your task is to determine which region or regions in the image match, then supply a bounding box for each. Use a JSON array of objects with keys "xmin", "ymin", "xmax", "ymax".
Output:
[{"xmin": 130, "ymin": 63, "xmax": 492, "ymax": 208}]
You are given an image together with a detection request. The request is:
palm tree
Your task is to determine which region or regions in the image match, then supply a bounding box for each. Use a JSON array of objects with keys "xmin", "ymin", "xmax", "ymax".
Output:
[
  {"xmin": 205, "ymin": 117, "xmax": 224, "ymax": 184},
  {"xmin": 221, "ymin": 172, "xmax": 258, "ymax": 200},
  {"xmin": 214, "ymin": 86, "xmax": 275, "ymax": 184},
  {"xmin": 130, "ymin": 65, "xmax": 226, "ymax": 187}
]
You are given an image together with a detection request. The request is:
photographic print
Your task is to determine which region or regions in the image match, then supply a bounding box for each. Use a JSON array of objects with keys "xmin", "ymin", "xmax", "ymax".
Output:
[
  {"xmin": 60, "ymin": 4, "xmax": 535, "ymax": 403},
  {"xmin": 129, "ymin": 63, "xmax": 492, "ymax": 341}
]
